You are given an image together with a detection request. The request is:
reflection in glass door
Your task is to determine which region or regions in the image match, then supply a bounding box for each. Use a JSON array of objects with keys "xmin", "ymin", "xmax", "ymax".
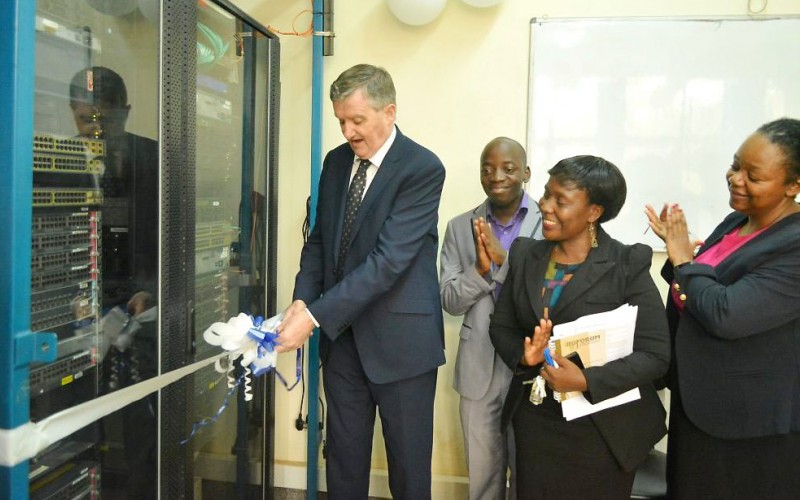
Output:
[
  {"xmin": 189, "ymin": 1, "xmax": 278, "ymax": 496},
  {"xmin": 30, "ymin": 1, "xmax": 159, "ymax": 498},
  {"xmin": 26, "ymin": 0, "xmax": 279, "ymax": 497}
]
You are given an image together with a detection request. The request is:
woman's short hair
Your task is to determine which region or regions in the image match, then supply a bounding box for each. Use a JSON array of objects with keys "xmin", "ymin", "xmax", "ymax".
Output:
[
  {"xmin": 329, "ymin": 64, "xmax": 396, "ymax": 110},
  {"xmin": 548, "ymin": 155, "xmax": 627, "ymax": 224},
  {"xmin": 756, "ymin": 117, "xmax": 800, "ymax": 182}
]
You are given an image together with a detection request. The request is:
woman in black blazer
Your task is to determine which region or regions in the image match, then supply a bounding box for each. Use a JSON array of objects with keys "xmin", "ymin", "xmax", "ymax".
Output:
[
  {"xmin": 646, "ymin": 118, "xmax": 800, "ymax": 499},
  {"xmin": 490, "ymin": 156, "xmax": 670, "ymax": 499}
]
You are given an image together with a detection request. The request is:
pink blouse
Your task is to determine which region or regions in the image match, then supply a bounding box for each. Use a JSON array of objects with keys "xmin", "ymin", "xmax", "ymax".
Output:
[{"xmin": 671, "ymin": 225, "xmax": 767, "ymax": 313}]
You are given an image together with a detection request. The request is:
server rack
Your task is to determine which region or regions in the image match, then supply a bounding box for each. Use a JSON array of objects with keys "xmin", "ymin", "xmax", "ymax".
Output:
[{"xmin": 1, "ymin": 0, "xmax": 279, "ymax": 498}]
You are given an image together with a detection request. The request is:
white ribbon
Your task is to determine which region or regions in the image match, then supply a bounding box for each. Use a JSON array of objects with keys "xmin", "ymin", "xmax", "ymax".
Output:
[{"xmin": 0, "ymin": 351, "xmax": 231, "ymax": 467}]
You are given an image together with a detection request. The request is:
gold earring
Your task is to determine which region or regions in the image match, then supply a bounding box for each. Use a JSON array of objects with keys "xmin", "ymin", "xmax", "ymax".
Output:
[{"xmin": 589, "ymin": 223, "xmax": 598, "ymax": 248}]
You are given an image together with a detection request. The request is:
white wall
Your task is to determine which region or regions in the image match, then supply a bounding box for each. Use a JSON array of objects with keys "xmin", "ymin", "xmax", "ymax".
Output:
[{"xmin": 232, "ymin": 0, "xmax": 800, "ymax": 495}]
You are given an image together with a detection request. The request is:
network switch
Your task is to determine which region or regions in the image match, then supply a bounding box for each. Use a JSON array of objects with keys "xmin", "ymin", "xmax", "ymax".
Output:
[
  {"xmin": 31, "ymin": 265, "xmax": 93, "ymax": 293},
  {"xmin": 33, "ymin": 152, "xmax": 103, "ymax": 175},
  {"xmin": 29, "ymin": 460, "xmax": 100, "ymax": 500},
  {"xmin": 33, "ymin": 188, "xmax": 103, "ymax": 207},
  {"xmin": 29, "ymin": 349, "xmax": 95, "ymax": 396},
  {"xmin": 32, "ymin": 209, "xmax": 93, "ymax": 233},
  {"xmin": 33, "ymin": 132, "xmax": 105, "ymax": 157},
  {"xmin": 31, "ymin": 285, "xmax": 94, "ymax": 332}
]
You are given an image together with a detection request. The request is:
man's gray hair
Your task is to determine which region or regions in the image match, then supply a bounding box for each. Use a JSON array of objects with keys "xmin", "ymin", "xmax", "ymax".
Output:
[{"xmin": 329, "ymin": 64, "xmax": 396, "ymax": 109}]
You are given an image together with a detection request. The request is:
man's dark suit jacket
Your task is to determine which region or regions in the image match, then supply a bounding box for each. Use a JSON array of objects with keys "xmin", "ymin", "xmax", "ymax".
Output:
[
  {"xmin": 293, "ymin": 128, "xmax": 446, "ymax": 384},
  {"xmin": 663, "ymin": 211, "xmax": 800, "ymax": 440},
  {"xmin": 490, "ymin": 228, "xmax": 670, "ymax": 472}
]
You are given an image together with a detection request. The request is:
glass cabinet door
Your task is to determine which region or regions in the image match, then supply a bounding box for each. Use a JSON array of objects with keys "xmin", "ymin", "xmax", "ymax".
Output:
[
  {"xmin": 188, "ymin": 1, "xmax": 278, "ymax": 496},
  {"xmin": 28, "ymin": 0, "xmax": 278, "ymax": 497},
  {"xmin": 31, "ymin": 1, "xmax": 159, "ymax": 497}
]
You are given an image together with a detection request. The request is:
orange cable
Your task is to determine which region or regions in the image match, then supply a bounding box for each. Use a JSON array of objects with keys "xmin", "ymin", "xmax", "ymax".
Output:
[{"xmin": 267, "ymin": 2, "xmax": 315, "ymax": 37}]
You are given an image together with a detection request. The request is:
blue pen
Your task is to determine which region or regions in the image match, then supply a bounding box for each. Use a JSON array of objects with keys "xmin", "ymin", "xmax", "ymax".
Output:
[{"xmin": 543, "ymin": 348, "xmax": 559, "ymax": 368}]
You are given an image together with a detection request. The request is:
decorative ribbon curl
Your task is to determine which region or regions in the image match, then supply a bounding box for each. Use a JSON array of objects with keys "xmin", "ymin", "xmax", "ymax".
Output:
[
  {"xmin": 202, "ymin": 313, "xmax": 282, "ymax": 400},
  {"xmin": 183, "ymin": 312, "xmax": 301, "ymax": 444}
]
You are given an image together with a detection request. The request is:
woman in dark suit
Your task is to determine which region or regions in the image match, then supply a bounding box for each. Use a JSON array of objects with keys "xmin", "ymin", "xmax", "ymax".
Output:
[
  {"xmin": 646, "ymin": 118, "xmax": 800, "ymax": 499},
  {"xmin": 490, "ymin": 155, "xmax": 670, "ymax": 499}
]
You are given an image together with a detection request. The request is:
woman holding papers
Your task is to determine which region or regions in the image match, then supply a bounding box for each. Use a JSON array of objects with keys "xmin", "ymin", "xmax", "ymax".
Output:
[
  {"xmin": 490, "ymin": 155, "xmax": 670, "ymax": 499},
  {"xmin": 646, "ymin": 117, "xmax": 800, "ymax": 499}
]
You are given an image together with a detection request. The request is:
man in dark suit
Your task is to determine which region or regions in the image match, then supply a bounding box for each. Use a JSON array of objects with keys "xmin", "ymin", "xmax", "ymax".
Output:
[{"xmin": 276, "ymin": 64, "xmax": 446, "ymax": 500}]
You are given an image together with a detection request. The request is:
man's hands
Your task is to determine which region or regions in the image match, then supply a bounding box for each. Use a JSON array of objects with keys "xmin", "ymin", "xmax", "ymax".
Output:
[
  {"xmin": 275, "ymin": 299, "xmax": 315, "ymax": 352},
  {"xmin": 127, "ymin": 291, "xmax": 155, "ymax": 317},
  {"xmin": 473, "ymin": 217, "xmax": 507, "ymax": 276}
]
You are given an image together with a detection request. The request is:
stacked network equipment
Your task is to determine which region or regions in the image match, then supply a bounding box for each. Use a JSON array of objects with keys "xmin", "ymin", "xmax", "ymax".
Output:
[
  {"xmin": 192, "ymin": 201, "xmax": 233, "ymax": 425},
  {"xmin": 193, "ymin": 63, "xmax": 236, "ymax": 424},
  {"xmin": 29, "ymin": 132, "xmax": 104, "ymax": 499}
]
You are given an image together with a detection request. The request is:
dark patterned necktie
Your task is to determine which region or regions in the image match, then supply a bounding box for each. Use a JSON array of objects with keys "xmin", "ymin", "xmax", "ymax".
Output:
[{"xmin": 336, "ymin": 159, "xmax": 370, "ymax": 280}]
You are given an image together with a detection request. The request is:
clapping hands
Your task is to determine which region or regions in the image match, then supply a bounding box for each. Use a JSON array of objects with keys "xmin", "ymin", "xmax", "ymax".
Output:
[
  {"xmin": 472, "ymin": 217, "xmax": 507, "ymax": 276},
  {"xmin": 645, "ymin": 203, "xmax": 704, "ymax": 266}
]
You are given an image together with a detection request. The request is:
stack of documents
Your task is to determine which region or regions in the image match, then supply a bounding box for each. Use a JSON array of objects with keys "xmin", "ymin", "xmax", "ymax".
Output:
[{"xmin": 550, "ymin": 304, "xmax": 639, "ymax": 421}]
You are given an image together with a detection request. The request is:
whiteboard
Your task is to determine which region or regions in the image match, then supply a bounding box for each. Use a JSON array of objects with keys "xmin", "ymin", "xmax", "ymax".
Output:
[{"xmin": 526, "ymin": 17, "xmax": 800, "ymax": 248}]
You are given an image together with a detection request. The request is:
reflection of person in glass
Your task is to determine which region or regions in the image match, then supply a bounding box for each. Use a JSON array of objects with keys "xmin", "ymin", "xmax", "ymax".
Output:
[
  {"xmin": 70, "ymin": 66, "xmax": 158, "ymax": 312},
  {"xmin": 70, "ymin": 66, "xmax": 158, "ymax": 499}
]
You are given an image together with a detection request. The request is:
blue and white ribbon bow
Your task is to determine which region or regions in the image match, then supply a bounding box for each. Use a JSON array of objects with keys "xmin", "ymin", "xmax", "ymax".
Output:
[
  {"xmin": 202, "ymin": 312, "xmax": 283, "ymax": 401},
  {"xmin": 184, "ymin": 312, "xmax": 303, "ymax": 444}
]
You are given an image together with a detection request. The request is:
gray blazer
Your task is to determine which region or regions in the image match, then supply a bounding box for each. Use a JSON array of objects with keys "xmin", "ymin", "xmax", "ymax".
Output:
[{"xmin": 440, "ymin": 195, "xmax": 542, "ymax": 400}]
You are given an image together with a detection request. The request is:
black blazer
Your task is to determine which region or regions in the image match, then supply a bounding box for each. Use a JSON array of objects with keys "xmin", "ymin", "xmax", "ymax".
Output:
[
  {"xmin": 293, "ymin": 129, "xmax": 446, "ymax": 384},
  {"xmin": 490, "ymin": 228, "xmax": 670, "ymax": 472},
  {"xmin": 663, "ymin": 211, "xmax": 800, "ymax": 439}
]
